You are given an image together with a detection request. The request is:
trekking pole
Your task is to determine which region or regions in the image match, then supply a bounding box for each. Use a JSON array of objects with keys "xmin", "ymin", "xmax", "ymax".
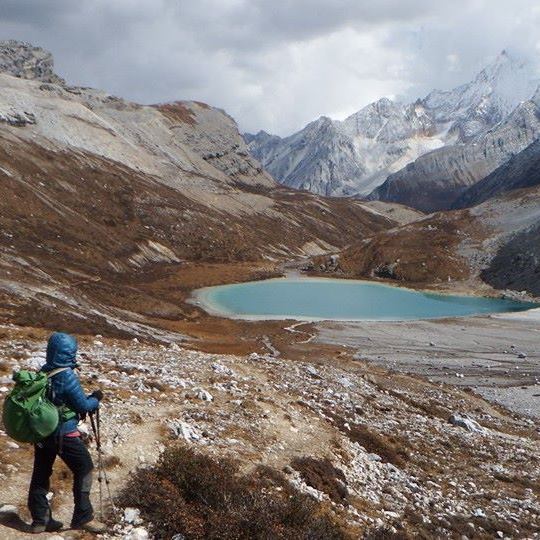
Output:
[
  {"xmin": 89, "ymin": 412, "xmax": 105, "ymax": 520},
  {"xmin": 89, "ymin": 409, "xmax": 117, "ymax": 517},
  {"xmin": 96, "ymin": 408, "xmax": 117, "ymax": 514}
]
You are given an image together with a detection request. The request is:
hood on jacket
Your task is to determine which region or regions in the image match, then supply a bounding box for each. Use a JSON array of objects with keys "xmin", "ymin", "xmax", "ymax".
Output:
[{"xmin": 43, "ymin": 332, "xmax": 78, "ymax": 371}]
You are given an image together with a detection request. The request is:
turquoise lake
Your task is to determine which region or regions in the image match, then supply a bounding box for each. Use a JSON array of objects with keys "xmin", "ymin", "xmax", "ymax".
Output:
[{"xmin": 193, "ymin": 278, "xmax": 538, "ymax": 321}]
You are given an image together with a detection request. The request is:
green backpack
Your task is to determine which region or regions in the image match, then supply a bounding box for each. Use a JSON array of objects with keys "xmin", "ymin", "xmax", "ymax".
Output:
[{"xmin": 2, "ymin": 367, "xmax": 72, "ymax": 443}]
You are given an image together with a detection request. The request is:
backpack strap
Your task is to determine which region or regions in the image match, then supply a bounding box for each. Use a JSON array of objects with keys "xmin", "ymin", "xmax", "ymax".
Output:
[
  {"xmin": 44, "ymin": 367, "xmax": 76, "ymax": 431},
  {"xmin": 46, "ymin": 367, "xmax": 70, "ymax": 378}
]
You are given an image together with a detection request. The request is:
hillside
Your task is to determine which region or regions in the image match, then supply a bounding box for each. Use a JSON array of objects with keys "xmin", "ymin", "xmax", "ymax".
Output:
[
  {"xmin": 0, "ymin": 41, "xmax": 394, "ymax": 338},
  {"xmin": 0, "ymin": 326, "xmax": 539, "ymax": 539},
  {"xmin": 316, "ymin": 184, "xmax": 540, "ymax": 299}
]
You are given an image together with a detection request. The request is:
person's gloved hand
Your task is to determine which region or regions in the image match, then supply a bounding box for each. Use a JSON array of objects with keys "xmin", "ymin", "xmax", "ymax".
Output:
[{"xmin": 90, "ymin": 389, "xmax": 104, "ymax": 401}]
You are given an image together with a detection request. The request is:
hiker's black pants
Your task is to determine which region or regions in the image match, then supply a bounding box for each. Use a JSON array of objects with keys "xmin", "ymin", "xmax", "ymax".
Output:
[{"xmin": 28, "ymin": 434, "xmax": 94, "ymax": 527}]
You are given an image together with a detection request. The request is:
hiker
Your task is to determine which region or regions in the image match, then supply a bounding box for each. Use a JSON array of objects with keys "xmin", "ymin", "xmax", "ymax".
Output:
[{"xmin": 27, "ymin": 332, "xmax": 106, "ymax": 534}]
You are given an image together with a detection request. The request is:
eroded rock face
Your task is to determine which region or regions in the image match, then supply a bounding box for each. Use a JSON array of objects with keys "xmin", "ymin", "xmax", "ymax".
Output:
[
  {"xmin": 0, "ymin": 40, "xmax": 65, "ymax": 85},
  {"xmin": 370, "ymin": 99, "xmax": 540, "ymax": 212},
  {"xmin": 453, "ymin": 138, "xmax": 540, "ymax": 209},
  {"xmin": 482, "ymin": 222, "xmax": 540, "ymax": 296}
]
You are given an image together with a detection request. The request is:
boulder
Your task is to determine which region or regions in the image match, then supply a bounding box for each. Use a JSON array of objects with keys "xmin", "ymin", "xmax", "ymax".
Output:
[{"xmin": 448, "ymin": 413, "xmax": 484, "ymax": 433}]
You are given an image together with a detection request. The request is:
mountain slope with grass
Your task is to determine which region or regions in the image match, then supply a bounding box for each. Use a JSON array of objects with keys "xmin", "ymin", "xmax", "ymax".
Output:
[
  {"xmin": 317, "ymin": 184, "xmax": 540, "ymax": 299},
  {"xmin": 0, "ymin": 41, "xmax": 395, "ymax": 338}
]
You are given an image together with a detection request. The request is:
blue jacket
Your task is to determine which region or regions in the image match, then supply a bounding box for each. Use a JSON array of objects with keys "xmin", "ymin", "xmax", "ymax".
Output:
[{"xmin": 41, "ymin": 332, "xmax": 99, "ymax": 435}]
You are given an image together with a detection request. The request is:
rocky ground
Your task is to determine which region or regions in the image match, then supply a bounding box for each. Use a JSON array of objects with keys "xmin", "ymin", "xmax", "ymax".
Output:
[
  {"xmin": 315, "ymin": 311, "xmax": 540, "ymax": 420},
  {"xmin": 0, "ymin": 323, "xmax": 538, "ymax": 539}
]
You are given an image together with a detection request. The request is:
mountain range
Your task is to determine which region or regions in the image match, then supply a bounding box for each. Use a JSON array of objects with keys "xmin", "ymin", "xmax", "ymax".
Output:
[
  {"xmin": 246, "ymin": 50, "xmax": 540, "ymax": 211},
  {"xmin": 0, "ymin": 40, "xmax": 538, "ymax": 337}
]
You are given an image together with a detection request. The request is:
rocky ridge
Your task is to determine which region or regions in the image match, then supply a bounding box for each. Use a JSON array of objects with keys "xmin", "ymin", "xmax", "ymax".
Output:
[
  {"xmin": 370, "ymin": 91, "xmax": 540, "ymax": 211},
  {"xmin": 247, "ymin": 51, "xmax": 540, "ymax": 209},
  {"xmin": 0, "ymin": 40, "xmax": 65, "ymax": 85}
]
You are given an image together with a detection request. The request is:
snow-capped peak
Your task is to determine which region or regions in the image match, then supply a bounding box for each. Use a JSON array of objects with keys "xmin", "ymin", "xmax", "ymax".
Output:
[{"xmin": 246, "ymin": 50, "xmax": 540, "ymax": 198}]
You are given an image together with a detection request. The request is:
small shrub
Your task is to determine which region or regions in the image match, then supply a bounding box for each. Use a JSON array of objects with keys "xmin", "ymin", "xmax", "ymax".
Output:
[
  {"xmin": 103, "ymin": 454, "xmax": 121, "ymax": 469},
  {"xmin": 325, "ymin": 410, "xmax": 408, "ymax": 468},
  {"xmin": 117, "ymin": 444, "xmax": 352, "ymax": 539},
  {"xmin": 347, "ymin": 424, "xmax": 408, "ymax": 467},
  {"xmin": 292, "ymin": 456, "xmax": 349, "ymax": 504},
  {"xmin": 0, "ymin": 360, "xmax": 11, "ymax": 374}
]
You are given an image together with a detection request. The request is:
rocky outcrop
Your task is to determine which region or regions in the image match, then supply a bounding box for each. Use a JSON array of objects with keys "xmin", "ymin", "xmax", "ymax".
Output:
[
  {"xmin": 482, "ymin": 222, "xmax": 540, "ymax": 296},
  {"xmin": 453, "ymin": 138, "xmax": 540, "ymax": 209},
  {"xmin": 0, "ymin": 40, "xmax": 64, "ymax": 84},
  {"xmin": 370, "ymin": 98, "xmax": 540, "ymax": 212}
]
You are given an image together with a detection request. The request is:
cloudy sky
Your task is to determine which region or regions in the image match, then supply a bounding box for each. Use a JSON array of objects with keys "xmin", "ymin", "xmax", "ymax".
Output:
[{"xmin": 1, "ymin": 0, "xmax": 540, "ymax": 135}]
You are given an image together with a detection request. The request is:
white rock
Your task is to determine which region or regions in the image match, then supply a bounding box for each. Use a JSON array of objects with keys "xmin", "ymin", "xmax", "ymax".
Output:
[
  {"xmin": 448, "ymin": 413, "xmax": 484, "ymax": 433},
  {"xmin": 193, "ymin": 388, "xmax": 213, "ymax": 401},
  {"xmin": 124, "ymin": 507, "xmax": 141, "ymax": 525},
  {"xmin": 211, "ymin": 363, "xmax": 233, "ymax": 376},
  {"xmin": 6, "ymin": 441, "xmax": 19, "ymax": 449},
  {"xmin": 169, "ymin": 420, "xmax": 201, "ymax": 442},
  {"xmin": 306, "ymin": 366, "xmax": 320, "ymax": 377},
  {"xmin": 124, "ymin": 527, "xmax": 149, "ymax": 540},
  {"xmin": 0, "ymin": 504, "xmax": 17, "ymax": 515},
  {"xmin": 472, "ymin": 508, "xmax": 486, "ymax": 518},
  {"xmin": 25, "ymin": 356, "xmax": 44, "ymax": 370}
]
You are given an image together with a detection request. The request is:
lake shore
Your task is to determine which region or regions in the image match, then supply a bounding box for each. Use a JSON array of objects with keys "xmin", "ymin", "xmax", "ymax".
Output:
[{"xmin": 181, "ymin": 267, "xmax": 540, "ymax": 421}]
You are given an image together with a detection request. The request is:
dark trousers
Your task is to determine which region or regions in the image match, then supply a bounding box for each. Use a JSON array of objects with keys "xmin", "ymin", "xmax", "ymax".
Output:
[{"xmin": 28, "ymin": 434, "xmax": 94, "ymax": 527}]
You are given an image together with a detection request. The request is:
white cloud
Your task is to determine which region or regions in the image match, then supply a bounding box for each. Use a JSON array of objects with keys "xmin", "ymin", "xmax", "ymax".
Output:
[{"xmin": 0, "ymin": 0, "xmax": 539, "ymax": 135}]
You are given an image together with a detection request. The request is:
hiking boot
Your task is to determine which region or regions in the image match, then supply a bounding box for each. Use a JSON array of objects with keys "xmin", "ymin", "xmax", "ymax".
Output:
[
  {"xmin": 75, "ymin": 519, "xmax": 107, "ymax": 534},
  {"xmin": 30, "ymin": 518, "xmax": 63, "ymax": 533}
]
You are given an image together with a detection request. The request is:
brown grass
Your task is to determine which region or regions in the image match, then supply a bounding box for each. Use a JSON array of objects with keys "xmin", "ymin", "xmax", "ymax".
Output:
[
  {"xmin": 336, "ymin": 213, "xmax": 474, "ymax": 284},
  {"xmin": 347, "ymin": 424, "xmax": 408, "ymax": 468},
  {"xmin": 156, "ymin": 102, "xmax": 197, "ymax": 125},
  {"xmin": 325, "ymin": 410, "xmax": 408, "ymax": 468},
  {"xmin": 117, "ymin": 444, "xmax": 352, "ymax": 539},
  {"xmin": 291, "ymin": 456, "xmax": 349, "ymax": 504},
  {"xmin": 0, "ymin": 360, "xmax": 11, "ymax": 374}
]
